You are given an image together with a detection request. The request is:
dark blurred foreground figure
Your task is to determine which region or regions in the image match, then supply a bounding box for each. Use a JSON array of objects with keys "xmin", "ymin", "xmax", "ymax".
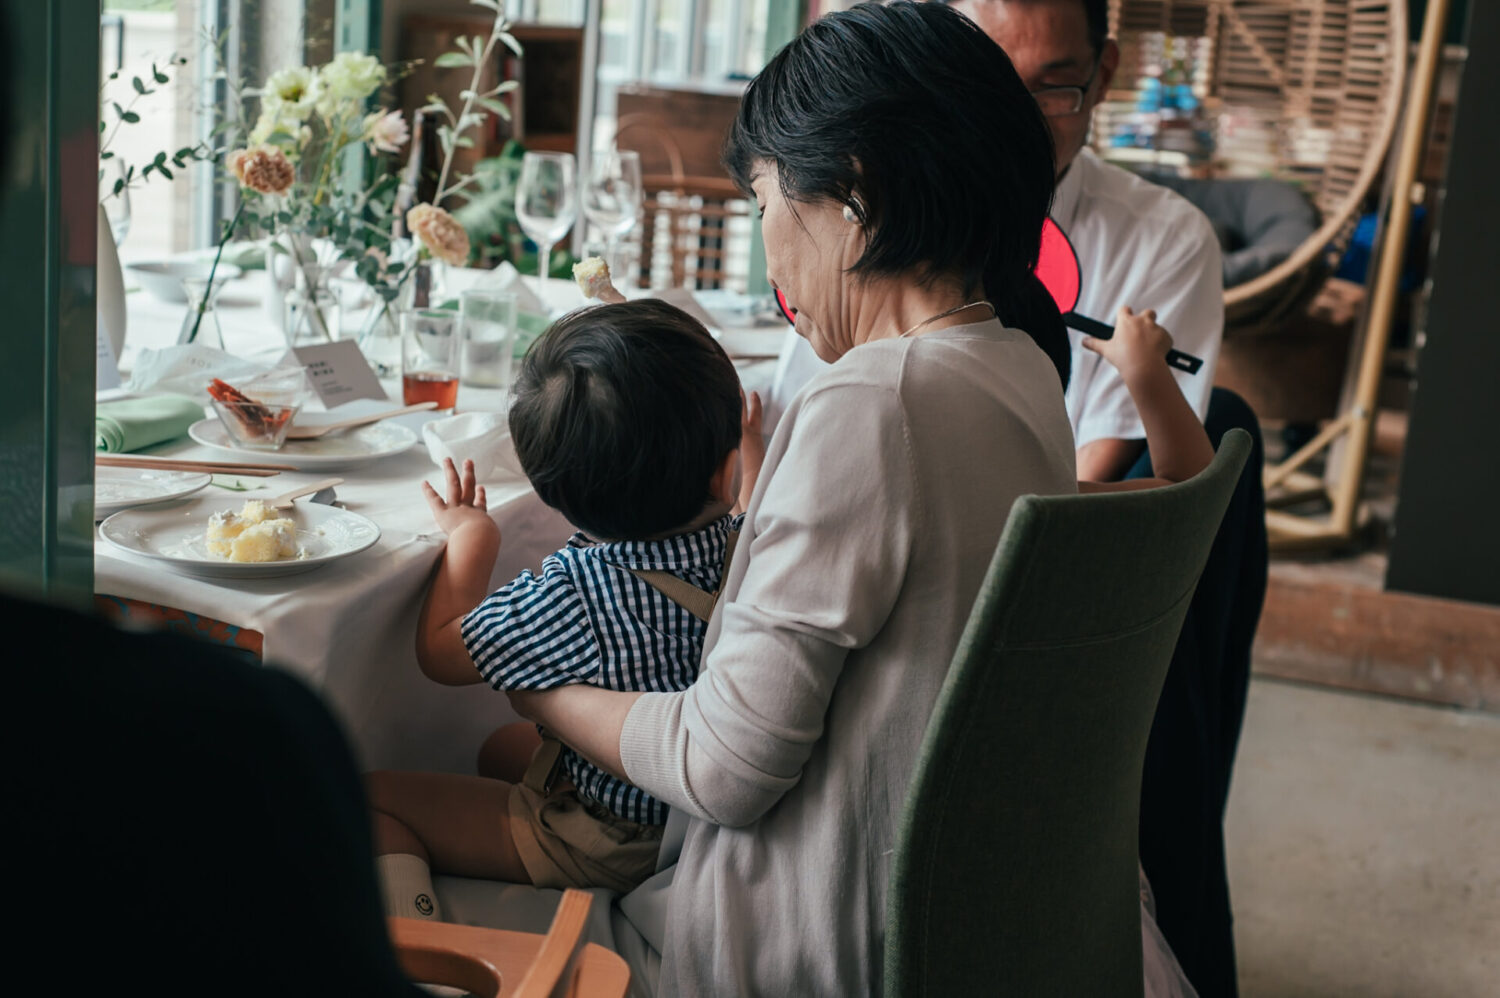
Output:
[{"xmin": 9, "ymin": 591, "xmax": 425, "ymax": 998}]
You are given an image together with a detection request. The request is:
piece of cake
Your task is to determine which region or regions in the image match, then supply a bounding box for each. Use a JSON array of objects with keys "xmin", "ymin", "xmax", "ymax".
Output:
[
  {"xmin": 573, "ymin": 257, "xmax": 624, "ymax": 302},
  {"xmin": 230, "ymin": 518, "xmax": 298, "ymax": 563},
  {"xmin": 206, "ymin": 500, "xmax": 298, "ymax": 562}
]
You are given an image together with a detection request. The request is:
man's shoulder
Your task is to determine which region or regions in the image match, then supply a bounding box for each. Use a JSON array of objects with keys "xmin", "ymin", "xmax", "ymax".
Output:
[{"xmin": 1072, "ymin": 151, "xmax": 1217, "ymax": 252}]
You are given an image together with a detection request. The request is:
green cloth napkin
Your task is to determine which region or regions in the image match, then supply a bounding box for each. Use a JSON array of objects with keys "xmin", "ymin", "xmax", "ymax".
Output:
[{"xmin": 95, "ymin": 395, "xmax": 206, "ymax": 453}]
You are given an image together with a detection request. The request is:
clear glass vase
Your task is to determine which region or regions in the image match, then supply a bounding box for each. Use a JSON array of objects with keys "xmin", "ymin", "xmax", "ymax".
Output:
[
  {"xmin": 357, "ymin": 297, "xmax": 404, "ymax": 378},
  {"xmin": 283, "ymin": 286, "xmax": 339, "ymax": 348},
  {"xmin": 402, "ymin": 257, "xmax": 448, "ymax": 310},
  {"xmin": 177, "ymin": 276, "xmax": 227, "ymax": 350}
]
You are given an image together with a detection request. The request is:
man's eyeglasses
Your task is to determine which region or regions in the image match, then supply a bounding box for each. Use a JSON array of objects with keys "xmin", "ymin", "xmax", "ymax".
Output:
[{"xmin": 1030, "ymin": 57, "xmax": 1102, "ymax": 117}]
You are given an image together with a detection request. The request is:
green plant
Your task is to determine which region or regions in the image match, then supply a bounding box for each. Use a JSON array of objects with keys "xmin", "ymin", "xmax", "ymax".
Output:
[{"xmin": 99, "ymin": 56, "xmax": 218, "ymax": 200}]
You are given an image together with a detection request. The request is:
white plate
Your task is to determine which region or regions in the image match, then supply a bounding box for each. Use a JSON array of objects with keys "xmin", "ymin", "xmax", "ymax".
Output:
[
  {"xmin": 99, "ymin": 498, "xmax": 381, "ymax": 579},
  {"xmin": 188, "ymin": 417, "xmax": 417, "ymax": 469},
  {"xmin": 94, "ymin": 466, "xmax": 212, "ymax": 518}
]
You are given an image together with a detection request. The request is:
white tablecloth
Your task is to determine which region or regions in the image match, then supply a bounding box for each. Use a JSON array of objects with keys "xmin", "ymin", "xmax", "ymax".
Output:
[{"xmin": 96, "ymin": 267, "xmax": 781, "ymax": 774}]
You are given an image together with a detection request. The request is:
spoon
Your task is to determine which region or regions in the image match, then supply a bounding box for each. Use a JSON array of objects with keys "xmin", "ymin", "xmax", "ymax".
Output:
[
  {"xmin": 286, "ymin": 402, "xmax": 438, "ymax": 439},
  {"xmin": 269, "ymin": 477, "xmax": 344, "ymax": 510}
]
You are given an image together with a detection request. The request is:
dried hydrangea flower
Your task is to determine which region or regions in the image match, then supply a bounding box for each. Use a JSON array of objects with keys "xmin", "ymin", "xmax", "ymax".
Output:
[
  {"xmin": 407, "ymin": 203, "xmax": 471, "ymax": 267},
  {"xmin": 228, "ymin": 145, "xmax": 295, "ymax": 195}
]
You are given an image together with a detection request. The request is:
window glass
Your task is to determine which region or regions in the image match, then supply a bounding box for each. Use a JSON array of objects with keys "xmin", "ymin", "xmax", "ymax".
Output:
[{"xmin": 101, "ymin": 0, "xmax": 207, "ymax": 261}]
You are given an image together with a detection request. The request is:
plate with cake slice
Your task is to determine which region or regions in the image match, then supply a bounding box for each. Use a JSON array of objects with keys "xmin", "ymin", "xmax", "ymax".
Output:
[{"xmin": 98, "ymin": 497, "xmax": 381, "ymax": 578}]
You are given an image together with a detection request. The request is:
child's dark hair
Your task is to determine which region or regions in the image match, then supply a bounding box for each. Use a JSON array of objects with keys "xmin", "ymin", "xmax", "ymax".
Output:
[
  {"xmin": 509, "ymin": 300, "xmax": 742, "ymax": 540},
  {"xmin": 724, "ymin": 0, "xmax": 1069, "ymax": 388}
]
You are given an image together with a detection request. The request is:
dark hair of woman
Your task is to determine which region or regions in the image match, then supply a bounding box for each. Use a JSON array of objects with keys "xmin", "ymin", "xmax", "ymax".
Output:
[
  {"xmin": 508, "ymin": 299, "xmax": 743, "ymax": 540},
  {"xmin": 723, "ymin": 0, "xmax": 1070, "ymax": 388}
]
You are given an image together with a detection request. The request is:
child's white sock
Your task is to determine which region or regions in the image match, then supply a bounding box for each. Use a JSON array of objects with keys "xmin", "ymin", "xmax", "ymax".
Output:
[{"xmin": 376, "ymin": 852, "xmax": 443, "ymax": 921}]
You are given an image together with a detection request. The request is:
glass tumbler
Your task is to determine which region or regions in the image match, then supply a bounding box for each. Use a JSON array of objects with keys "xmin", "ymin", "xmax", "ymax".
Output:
[
  {"xmin": 458, "ymin": 290, "xmax": 519, "ymax": 391},
  {"xmin": 401, "ymin": 308, "xmax": 461, "ymax": 411}
]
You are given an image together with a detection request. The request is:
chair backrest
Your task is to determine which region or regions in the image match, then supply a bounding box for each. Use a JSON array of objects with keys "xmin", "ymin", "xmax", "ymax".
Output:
[
  {"xmin": 614, "ymin": 114, "xmax": 752, "ymax": 292},
  {"xmin": 884, "ymin": 429, "xmax": 1252, "ymax": 997}
]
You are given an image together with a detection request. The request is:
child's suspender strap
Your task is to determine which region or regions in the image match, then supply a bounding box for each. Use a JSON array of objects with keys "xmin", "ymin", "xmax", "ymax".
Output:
[{"xmin": 627, "ymin": 528, "xmax": 740, "ymax": 624}]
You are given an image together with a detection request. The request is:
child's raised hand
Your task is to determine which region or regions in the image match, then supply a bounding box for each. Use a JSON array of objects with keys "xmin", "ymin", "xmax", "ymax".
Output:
[
  {"xmin": 1082, "ymin": 306, "xmax": 1174, "ymax": 380},
  {"xmin": 422, "ymin": 458, "xmax": 496, "ymax": 539}
]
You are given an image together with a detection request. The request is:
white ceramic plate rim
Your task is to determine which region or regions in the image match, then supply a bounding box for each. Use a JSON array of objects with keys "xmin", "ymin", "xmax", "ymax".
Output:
[
  {"xmin": 187, "ymin": 417, "xmax": 417, "ymax": 468},
  {"xmin": 94, "ymin": 467, "xmax": 213, "ymax": 517},
  {"xmin": 98, "ymin": 499, "xmax": 381, "ymax": 577}
]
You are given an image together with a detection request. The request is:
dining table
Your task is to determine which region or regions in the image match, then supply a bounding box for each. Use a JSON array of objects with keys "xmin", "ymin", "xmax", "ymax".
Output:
[{"xmin": 95, "ymin": 262, "xmax": 784, "ymax": 775}]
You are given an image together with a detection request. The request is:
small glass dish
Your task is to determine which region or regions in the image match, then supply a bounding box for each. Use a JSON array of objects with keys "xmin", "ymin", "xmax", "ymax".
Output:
[{"xmin": 210, "ymin": 399, "xmax": 301, "ymax": 451}]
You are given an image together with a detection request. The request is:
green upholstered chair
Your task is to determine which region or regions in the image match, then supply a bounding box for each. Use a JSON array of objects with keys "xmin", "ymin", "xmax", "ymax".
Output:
[{"xmin": 884, "ymin": 429, "xmax": 1253, "ymax": 997}]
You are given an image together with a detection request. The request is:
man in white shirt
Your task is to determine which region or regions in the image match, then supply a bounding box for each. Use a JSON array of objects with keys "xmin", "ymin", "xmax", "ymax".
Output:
[{"xmin": 765, "ymin": 2, "xmax": 1263, "ymax": 996}]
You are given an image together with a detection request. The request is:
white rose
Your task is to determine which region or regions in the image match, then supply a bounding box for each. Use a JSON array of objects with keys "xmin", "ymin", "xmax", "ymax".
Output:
[
  {"xmin": 315, "ymin": 52, "xmax": 386, "ymax": 115},
  {"xmin": 261, "ymin": 66, "xmax": 316, "ymax": 121}
]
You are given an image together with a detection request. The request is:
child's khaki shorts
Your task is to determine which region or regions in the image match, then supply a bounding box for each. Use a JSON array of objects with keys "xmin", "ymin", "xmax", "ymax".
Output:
[{"xmin": 508, "ymin": 740, "xmax": 663, "ymax": 894}]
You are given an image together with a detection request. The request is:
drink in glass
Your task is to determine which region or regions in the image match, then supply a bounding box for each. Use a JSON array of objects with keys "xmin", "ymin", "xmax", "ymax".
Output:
[
  {"xmin": 458, "ymin": 289, "xmax": 519, "ymax": 390},
  {"xmin": 401, "ymin": 308, "xmax": 461, "ymax": 411}
]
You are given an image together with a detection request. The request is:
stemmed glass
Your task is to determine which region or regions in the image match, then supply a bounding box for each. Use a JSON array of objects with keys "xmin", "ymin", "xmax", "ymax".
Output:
[
  {"xmin": 582, "ymin": 149, "xmax": 643, "ymax": 281},
  {"xmin": 514, "ymin": 151, "xmax": 578, "ymax": 307}
]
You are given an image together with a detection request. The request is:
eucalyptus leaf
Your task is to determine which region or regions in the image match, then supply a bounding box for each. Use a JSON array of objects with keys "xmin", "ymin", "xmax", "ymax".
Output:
[{"xmin": 434, "ymin": 52, "xmax": 473, "ymax": 69}]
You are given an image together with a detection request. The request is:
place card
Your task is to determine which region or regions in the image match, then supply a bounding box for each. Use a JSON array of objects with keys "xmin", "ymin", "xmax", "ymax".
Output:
[
  {"xmin": 97, "ymin": 320, "xmax": 121, "ymax": 391},
  {"xmin": 284, "ymin": 340, "xmax": 387, "ymax": 408}
]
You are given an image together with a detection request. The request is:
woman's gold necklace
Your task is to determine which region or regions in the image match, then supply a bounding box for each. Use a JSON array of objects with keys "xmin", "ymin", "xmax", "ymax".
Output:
[{"xmin": 897, "ymin": 300, "xmax": 996, "ymax": 339}]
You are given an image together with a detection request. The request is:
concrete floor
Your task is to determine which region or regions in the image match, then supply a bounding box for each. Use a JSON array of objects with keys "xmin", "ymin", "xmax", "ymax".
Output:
[{"xmin": 1226, "ymin": 678, "xmax": 1500, "ymax": 997}]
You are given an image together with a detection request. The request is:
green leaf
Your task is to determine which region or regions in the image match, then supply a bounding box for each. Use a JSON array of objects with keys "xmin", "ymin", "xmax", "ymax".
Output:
[
  {"xmin": 434, "ymin": 52, "xmax": 473, "ymax": 68},
  {"xmin": 153, "ymin": 151, "xmax": 167, "ymax": 165},
  {"xmin": 153, "ymin": 69, "xmax": 170, "ymax": 85},
  {"xmin": 121, "ymin": 110, "xmax": 141, "ymax": 124},
  {"xmin": 158, "ymin": 165, "xmax": 173, "ymax": 180},
  {"xmin": 142, "ymin": 163, "xmax": 155, "ymax": 178},
  {"xmin": 498, "ymin": 32, "xmax": 524, "ymax": 58},
  {"xmin": 132, "ymin": 76, "xmax": 148, "ymax": 95},
  {"xmin": 477, "ymin": 97, "xmax": 511, "ymax": 121},
  {"xmin": 494, "ymin": 80, "xmax": 519, "ymax": 94},
  {"xmin": 454, "ymin": 136, "xmax": 474, "ymax": 149},
  {"xmin": 112, "ymin": 179, "xmax": 125, "ymax": 196},
  {"xmin": 100, "ymin": 150, "xmax": 114, "ymax": 160}
]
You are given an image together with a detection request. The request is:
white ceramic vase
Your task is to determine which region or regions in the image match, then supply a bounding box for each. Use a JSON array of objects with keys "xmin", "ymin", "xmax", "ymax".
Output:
[{"xmin": 96, "ymin": 202, "xmax": 127, "ymax": 358}]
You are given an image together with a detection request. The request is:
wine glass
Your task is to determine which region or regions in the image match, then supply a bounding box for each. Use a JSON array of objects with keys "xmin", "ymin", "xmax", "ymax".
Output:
[
  {"xmin": 514, "ymin": 151, "xmax": 578, "ymax": 307},
  {"xmin": 582, "ymin": 149, "xmax": 643, "ymax": 281}
]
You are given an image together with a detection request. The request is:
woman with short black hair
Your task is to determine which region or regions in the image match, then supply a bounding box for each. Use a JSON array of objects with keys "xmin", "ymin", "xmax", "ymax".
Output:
[{"xmin": 507, "ymin": 4, "xmax": 1189, "ymax": 994}]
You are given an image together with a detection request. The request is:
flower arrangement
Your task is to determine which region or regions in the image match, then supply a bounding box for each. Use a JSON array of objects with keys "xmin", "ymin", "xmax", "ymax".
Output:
[
  {"xmin": 186, "ymin": 52, "xmax": 413, "ymax": 343},
  {"xmin": 187, "ymin": 0, "xmax": 522, "ymax": 348}
]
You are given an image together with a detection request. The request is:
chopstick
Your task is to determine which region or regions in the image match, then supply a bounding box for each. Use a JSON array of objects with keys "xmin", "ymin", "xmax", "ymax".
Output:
[{"xmin": 96, "ymin": 455, "xmax": 298, "ymax": 477}]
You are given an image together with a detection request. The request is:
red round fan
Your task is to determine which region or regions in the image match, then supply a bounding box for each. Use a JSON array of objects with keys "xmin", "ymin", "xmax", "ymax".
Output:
[{"xmin": 1037, "ymin": 217, "xmax": 1202, "ymax": 375}]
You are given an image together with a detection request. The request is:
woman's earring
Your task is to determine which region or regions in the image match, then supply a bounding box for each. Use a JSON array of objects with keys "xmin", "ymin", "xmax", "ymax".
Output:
[{"xmin": 842, "ymin": 201, "xmax": 861, "ymax": 224}]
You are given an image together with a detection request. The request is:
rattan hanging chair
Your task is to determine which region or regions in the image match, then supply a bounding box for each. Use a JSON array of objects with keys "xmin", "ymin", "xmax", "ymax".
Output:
[{"xmin": 1095, "ymin": 0, "xmax": 1408, "ymax": 331}]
